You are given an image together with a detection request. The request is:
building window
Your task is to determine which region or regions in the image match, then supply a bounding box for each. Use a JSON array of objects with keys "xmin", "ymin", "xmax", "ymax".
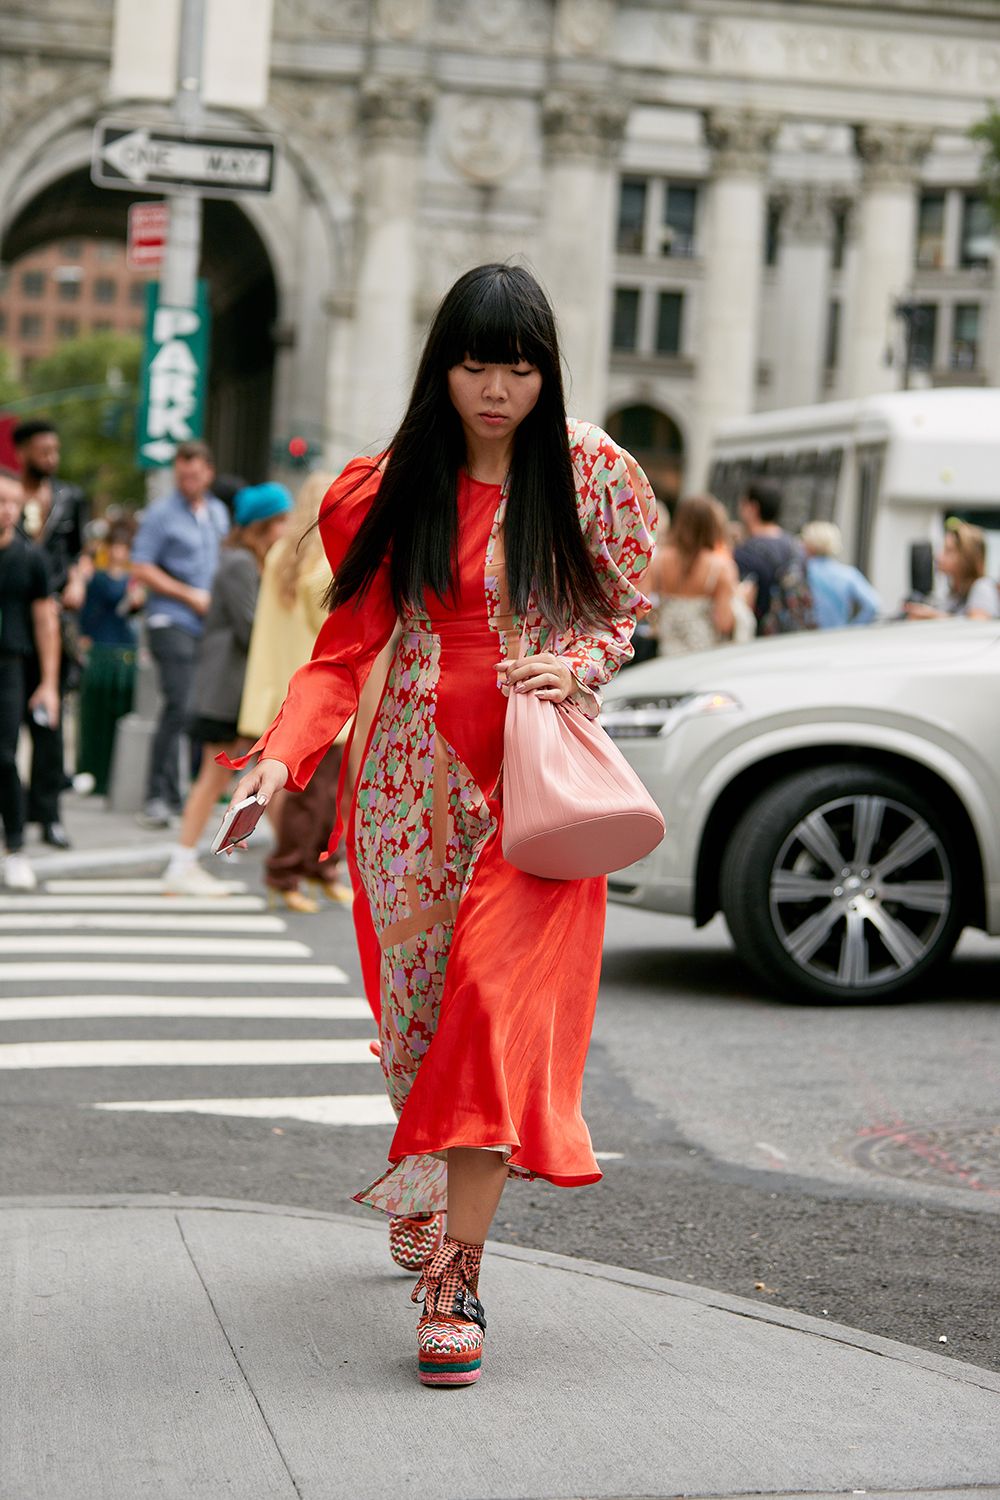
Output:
[
  {"xmin": 97, "ymin": 241, "xmax": 118, "ymax": 262},
  {"xmin": 655, "ymin": 291, "xmax": 683, "ymax": 355},
  {"xmin": 19, "ymin": 314, "xmax": 42, "ymax": 340},
  {"xmin": 0, "ymin": 311, "xmax": 7, "ymax": 334},
  {"xmin": 662, "ymin": 185, "xmax": 697, "ymax": 258},
  {"xmin": 951, "ymin": 303, "xmax": 980, "ymax": 369},
  {"xmin": 93, "ymin": 320, "xmax": 114, "ymax": 332},
  {"xmin": 94, "ymin": 278, "xmax": 117, "ymax": 305},
  {"xmin": 57, "ymin": 278, "xmax": 81, "ymax": 302},
  {"xmin": 612, "ymin": 287, "xmax": 641, "ymax": 351},
  {"xmin": 21, "ymin": 270, "xmax": 45, "ymax": 297},
  {"xmin": 960, "ymin": 194, "xmax": 993, "ymax": 268},
  {"xmin": 831, "ymin": 206, "xmax": 849, "ymax": 272},
  {"xmin": 824, "ymin": 300, "xmax": 841, "ymax": 369},
  {"xmin": 56, "ymin": 317, "xmax": 79, "ymax": 340},
  {"xmin": 764, "ymin": 201, "xmax": 782, "ymax": 266},
  {"xmin": 617, "ymin": 178, "xmax": 647, "ymax": 254},
  {"xmin": 129, "ymin": 281, "xmax": 148, "ymax": 306},
  {"xmin": 60, "ymin": 240, "xmax": 82, "ymax": 259},
  {"xmin": 909, "ymin": 303, "xmax": 938, "ymax": 369},
  {"xmin": 916, "ymin": 193, "xmax": 946, "ymax": 269}
]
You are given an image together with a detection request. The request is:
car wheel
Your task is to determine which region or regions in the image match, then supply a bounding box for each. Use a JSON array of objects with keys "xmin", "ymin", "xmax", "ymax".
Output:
[{"xmin": 720, "ymin": 764, "xmax": 964, "ymax": 1002}]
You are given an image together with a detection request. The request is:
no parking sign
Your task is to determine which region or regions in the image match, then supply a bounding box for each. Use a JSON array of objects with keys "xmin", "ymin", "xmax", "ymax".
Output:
[{"xmin": 136, "ymin": 281, "xmax": 211, "ymax": 467}]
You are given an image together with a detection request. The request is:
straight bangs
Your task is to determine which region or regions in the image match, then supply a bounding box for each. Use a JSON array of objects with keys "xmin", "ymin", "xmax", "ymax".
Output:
[{"xmin": 435, "ymin": 266, "xmax": 555, "ymax": 376}]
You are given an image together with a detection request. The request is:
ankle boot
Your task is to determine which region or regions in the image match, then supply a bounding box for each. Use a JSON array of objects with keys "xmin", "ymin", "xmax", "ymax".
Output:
[
  {"xmin": 411, "ymin": 1235, "xmax": 486, "ymax": 1387},
  {"xmin": 388, "ymin": 1211, "xmax": 445, "ymax": 1272}
]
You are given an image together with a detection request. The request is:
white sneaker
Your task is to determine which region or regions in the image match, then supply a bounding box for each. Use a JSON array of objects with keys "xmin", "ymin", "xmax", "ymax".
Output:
[
  {"xmin": 161, "ymin": 862, "xmax": 233, "ymax": 897},
  {"xmin": 3, "ymin": 853, "xmax": 37, "ymax": 891}
]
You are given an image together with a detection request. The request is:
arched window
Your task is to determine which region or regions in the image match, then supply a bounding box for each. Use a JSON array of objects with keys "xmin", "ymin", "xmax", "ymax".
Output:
[{"xmin": 605, "ymin": 403, "xmax": 684, "ymax": 508}]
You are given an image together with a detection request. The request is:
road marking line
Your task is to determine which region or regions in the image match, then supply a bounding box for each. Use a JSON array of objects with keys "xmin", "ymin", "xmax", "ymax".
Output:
[
  {"xmin": 43, "ymin": 879, "xmax": 248, "ymax": 894},
  {"xmin": 0, "ymin": 963, "xmax": 348, "ymax": 984},
  {"xmin": 0, "ymin": 935, "xmax": 309, "ymax": 957},
  {"xmin": 0, "ymin": 1038, "xmax": 377, "ymax": 1069},
  {"xmin": 92, "ymin": 1094, "xmax": 396, "ymax": 1125},
  {"xmin": 0, "ymin": 996, "xmax": 371, "ymax": 1020},
  {"xmin": 755, "ymin": 1141, "xmax": 789, "ymax": 1162},
  {"xmin": 0, "ymin": 896, "xmax": 266, "ymax": 913},
  {"xmin": 0, "ymin": 913, "xmax": 288, "ymax": 933},
  {"xmin": 594, "ymin": 1151, "xmax": 625, "ymax": 1161}
]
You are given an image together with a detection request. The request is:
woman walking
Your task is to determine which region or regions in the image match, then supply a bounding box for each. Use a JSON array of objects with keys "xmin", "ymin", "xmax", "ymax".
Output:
[
  {"xmin": 229, "ymin": 264, "xmax": 656, "ymax": 1386},
  {"xmin": 238, "ymin": 472, "xmax": 353, "ymax": 913},
  {"xmin": 650, "ymin": 494, "xmax": 740, "ymax": 656},
  {"xmin": 76, "ymin": 521, "xmax": 142, "ymax": 796},
  {"xmin": 161, "ymin": 483, "xmax": 291, "ymax": 896}
]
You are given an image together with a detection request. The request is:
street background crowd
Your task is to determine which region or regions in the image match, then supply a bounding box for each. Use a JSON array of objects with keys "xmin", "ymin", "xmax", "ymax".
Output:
[{"xmin": 3, "ymin": 415, "xmax": 1000, "ymax": 893}]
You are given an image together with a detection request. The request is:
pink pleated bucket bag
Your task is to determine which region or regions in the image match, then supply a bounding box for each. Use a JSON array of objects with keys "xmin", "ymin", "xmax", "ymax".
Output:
[{"xmin": 501, "ymin": 678, "xmax": 666, "ymax": 882}]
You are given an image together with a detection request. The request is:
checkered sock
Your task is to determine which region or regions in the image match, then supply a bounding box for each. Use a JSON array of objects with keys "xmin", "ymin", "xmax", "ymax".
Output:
[{"xmin": 412, "ymin": 1235, "xmax": 485, "ymax": 1322}]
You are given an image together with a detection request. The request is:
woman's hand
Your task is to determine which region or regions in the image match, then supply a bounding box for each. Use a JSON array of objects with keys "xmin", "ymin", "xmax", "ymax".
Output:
[
  {"xmin": 231, "ymin": 757, "xmax": 289, "ymax": 808},
  {"xmin": 904, "ymin": 600, "xmax": 943, "ymax": 620},
  {"xmin": 496, "ymin": 651, "xmax": 574, "ymax": 703}
]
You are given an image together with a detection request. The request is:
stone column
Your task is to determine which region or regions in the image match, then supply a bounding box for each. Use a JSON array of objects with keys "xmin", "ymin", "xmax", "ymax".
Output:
[
  {"xmin": 772, "ymin": 185, "xmax": 833, "ymax": 409},
  {"xmin": 539, "ymin": 89, "xmax": 627, "ymax": 423},
  {"xmin": 690, "ymin": 109, "xmax": 778, "ymax": 489},
  {"xmin": 844, "ymin": 125, "xmax": 931, "ymax": 398},
  {"xmin": 349, "ymin": 75, "xmax": 431, "ymax": 449}
]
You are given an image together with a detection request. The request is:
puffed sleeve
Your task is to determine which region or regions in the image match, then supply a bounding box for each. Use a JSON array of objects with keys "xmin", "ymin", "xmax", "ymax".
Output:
[
  {"xmin": 223, "ymin": 458, "xmax": 395, "ymax": 790},
  {"xmin": 559, "ymin": 424, "xmax": 657, "ymax": 713}
]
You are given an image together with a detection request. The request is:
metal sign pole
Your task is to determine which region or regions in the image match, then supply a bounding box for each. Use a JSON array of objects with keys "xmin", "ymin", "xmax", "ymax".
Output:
[{"xmin": 160, "ymin": 0, "xmax": 205, "ymax": 311}]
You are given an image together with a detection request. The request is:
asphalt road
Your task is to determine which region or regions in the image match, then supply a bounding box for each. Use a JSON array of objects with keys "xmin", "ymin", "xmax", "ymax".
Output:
[{"xmin": 2, "ymin": 852, "xmax": 998, "ymax": 1374}]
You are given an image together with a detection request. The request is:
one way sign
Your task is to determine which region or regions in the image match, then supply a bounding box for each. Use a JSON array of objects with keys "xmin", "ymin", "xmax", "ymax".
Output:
[{"xmin": 92, "ymin": 119, "xmax": 276, "ymax": 199}]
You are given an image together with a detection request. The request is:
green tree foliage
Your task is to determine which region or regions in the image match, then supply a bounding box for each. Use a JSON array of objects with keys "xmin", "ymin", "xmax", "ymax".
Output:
[
  {"xmin": 970, "ymin": 107, "xmax": 1000, "ymax": 222},
  {"xmin": 0, "ymin": 347, "xmax": 25, "ymax": 409},
  {"xmin": 22, "ymin": 331, "xmax": 144, "ymax": 508}
]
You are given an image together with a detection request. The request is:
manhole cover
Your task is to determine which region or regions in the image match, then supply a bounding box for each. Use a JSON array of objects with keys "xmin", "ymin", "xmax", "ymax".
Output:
[{"xmin": 846, "ymin": 1120, "xmax": 1000, "ymax": 1195}]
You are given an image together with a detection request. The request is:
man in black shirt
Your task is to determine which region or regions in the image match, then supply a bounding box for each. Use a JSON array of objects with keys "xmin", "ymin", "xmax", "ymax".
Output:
[
  {"xmin": 13, "ymin": 418, "xmax": 88, "ymax": 848},
  {"xmin": 734, "ymin": 479, "xmax": 813, "ymax": 635},
  {"xmin": 0, "ymin": 471, "xmax": 61, "ymax": 890}
]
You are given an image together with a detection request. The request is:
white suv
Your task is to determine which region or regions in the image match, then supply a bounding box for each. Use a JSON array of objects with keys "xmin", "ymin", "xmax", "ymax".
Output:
[{"xmin": 601, "ymin": 620, "xmax": 1000, "ymax": 1002}]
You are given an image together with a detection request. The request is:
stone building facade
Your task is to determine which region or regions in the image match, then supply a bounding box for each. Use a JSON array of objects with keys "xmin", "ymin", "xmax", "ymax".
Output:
[{"xmin": 1, "ymin": 0, "xmax": 998, "ymax": 490}]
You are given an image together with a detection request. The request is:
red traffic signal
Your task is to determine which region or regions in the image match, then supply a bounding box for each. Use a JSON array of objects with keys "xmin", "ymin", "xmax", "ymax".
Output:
[{"xmin": 288, "ymin": 435, "xmax": 309, "ymax": 460}]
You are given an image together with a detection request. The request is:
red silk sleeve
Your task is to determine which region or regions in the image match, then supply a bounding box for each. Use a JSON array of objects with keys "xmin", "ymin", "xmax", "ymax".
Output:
[{"xmin": 222, "ymin": 458, "xmax": 395, "ymax": 792}]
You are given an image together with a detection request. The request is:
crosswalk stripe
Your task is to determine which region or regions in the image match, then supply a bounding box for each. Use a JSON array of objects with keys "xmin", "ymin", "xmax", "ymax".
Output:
[
  {"xmin": 92, "ymin": 1095, "xmax": 396, "ymax": 1125},
  {"xmin": 0, "ymin": 962, "xmax": 348, "ymax": 984},
  {"xmin": 42, "ymin": 878, "xmax": 248, "ymax": 895},
  {"xmin": 0, "ymin": 935, "xmax": 309, "ymax": 957},
  {"xmin": 0, "ymin": 996, "xmax": 372, "ymax": 1020},
  {"xmin": 0, "ymin": 896, "xmax": 267, "ymax": 913},
  {"xmin": 0, "ymin": 1038, "xmax": 376, "ymax": 1068},
  {"xmin": 0, "ymin": 913, "xmax": 288, "ymax": 933}
]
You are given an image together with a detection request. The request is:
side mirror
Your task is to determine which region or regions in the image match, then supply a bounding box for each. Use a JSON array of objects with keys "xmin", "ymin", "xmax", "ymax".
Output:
[{"xmin": 909, "ymin": 541, "xmax": 934, "ymax": 599}]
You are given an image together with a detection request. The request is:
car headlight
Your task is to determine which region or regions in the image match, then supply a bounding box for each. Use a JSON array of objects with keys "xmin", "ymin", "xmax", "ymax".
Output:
[{"xmin": 601, "ymin": 691, "xmax": 741, "ymax": 739}]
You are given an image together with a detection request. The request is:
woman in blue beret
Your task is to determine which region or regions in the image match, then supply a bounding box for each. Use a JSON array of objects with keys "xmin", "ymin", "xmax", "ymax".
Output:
[{"xmin": 162, "ymin": 483, "xmax": 292, "ymax": 896}]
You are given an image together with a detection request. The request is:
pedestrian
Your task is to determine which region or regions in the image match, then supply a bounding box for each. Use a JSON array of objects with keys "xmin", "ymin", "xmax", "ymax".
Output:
[
  {"xmin": 161, "ymin": 482, "xmax": 292, "ymax": 896},
  {"xmin": 227, "ymin": 263, "xmax": 656, "ymax": 1387},
  {"xmin": 0, "ymin": 470, "xmax": 61, "ymax": 891},
  {"xmin": 130, "ymin": 440, "xmax": 230, "ymax": 828},
  {"xmin": 75, "ymin": 521, "xmax": 143, "ymax": 797},
  {"xmin": 734, "ymin": 479, "xmax": 815, "ymax": 635},
  {"xmin": 648, "ymin": 494, "xmax": 738, "ymax": 656},
  {"xmin": 237, "ymin": 471, "xmax": 354, "ymax": 913},
  {"xmin": 12, "ymin": 418, "xmax": 89, "ymax": 849},
  {"xmin": 904, "ymin": 518, "xmax": 1000, "ymax": 621},
  {"xmin": 801, "ymin": 521, "xmax": 882, "ymax": 629}
]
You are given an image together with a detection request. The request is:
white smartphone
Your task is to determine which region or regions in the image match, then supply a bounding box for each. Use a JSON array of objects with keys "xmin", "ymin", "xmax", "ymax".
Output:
[{"xmin": 211, "ymin": 794, "xmax": 267, "ymax": 856}]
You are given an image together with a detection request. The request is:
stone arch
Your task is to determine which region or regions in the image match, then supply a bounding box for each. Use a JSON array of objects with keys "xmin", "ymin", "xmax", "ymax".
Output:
[
  {"xmin": 0, "ymin": 87, "xmax": 350, "ymax": 478},
  {"xmin": 605, "ymin": 401, "xmax": 686, "ymax": 507}
]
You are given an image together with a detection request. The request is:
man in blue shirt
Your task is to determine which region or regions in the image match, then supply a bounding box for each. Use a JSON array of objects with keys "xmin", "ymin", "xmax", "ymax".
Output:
[
  {"xmin": 131, "ymin": 440, "xmax": 229, "ymax": 827},
  {"xmin": 802, "ymin": 521, "xmax": 882, "ymax": 630}
]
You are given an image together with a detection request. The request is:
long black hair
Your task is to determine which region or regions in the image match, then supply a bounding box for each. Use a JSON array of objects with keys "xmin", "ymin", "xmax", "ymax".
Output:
[{"xmin": 326, "ymin": 263, "xmax": 611, "ymax": 628}]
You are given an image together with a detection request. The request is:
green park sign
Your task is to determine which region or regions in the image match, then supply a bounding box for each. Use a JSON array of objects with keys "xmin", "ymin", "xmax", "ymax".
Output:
[{"xmin": 136, "ymin": 280, "xmax": 211, "ymax": 468}]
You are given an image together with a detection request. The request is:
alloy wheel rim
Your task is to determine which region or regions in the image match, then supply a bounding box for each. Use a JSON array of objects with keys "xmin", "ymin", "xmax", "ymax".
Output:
[{"xmin": 768, "ymin": 794, "xmax": 952, "ymax": 990}]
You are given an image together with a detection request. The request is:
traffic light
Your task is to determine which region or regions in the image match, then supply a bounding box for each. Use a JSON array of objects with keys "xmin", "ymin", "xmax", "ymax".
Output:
[{"xmin": 275, "ymin": 433, "xmax": 321, "ymax": 469}]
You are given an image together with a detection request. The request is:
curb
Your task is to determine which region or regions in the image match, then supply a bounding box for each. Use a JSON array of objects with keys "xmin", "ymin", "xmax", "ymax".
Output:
[{"xmin": 4, "ymin": 1191, "xmax": 998, "ymax": 1395}]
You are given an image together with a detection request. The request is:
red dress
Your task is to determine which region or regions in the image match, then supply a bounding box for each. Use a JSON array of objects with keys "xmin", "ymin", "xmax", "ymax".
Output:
[{"xmin": 239, "ymin": 421, "xmax": 656, "ymax": 1216}]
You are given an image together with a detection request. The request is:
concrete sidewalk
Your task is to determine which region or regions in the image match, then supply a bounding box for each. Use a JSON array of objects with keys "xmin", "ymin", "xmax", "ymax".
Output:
[{"xmin": 3, "ymin": 1195, "xmax": 999, "ymax": 1500}]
